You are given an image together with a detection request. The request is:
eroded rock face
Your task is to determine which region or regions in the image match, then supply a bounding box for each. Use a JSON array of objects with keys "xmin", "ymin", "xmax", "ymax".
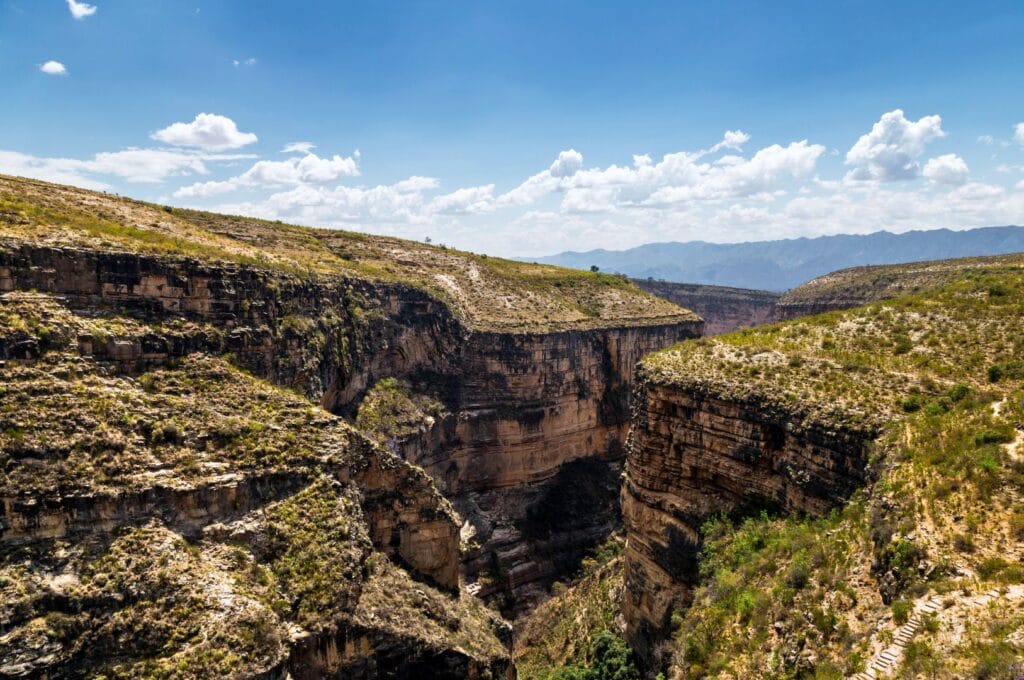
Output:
[
  {"xmin": 0, "ymin": 240, "xmax": 703, "ymax": 618},
  {"xmin": 621, "ymin": 380, "xmax": 873, "ymax": 659},
  {"xmin": 368, "ymin": 323, "xmax": 701, "ymax": 614},
  {"xmin": 634, "ymin": 280, "xmax": 781, "ymax": 335}
]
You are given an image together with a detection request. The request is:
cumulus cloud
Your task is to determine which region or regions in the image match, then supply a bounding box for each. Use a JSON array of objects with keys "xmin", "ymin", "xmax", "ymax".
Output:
[
  {"xmin": 151, "ymin": 113, "xmax": 258, "ymax": 150},
  {"xmin": 549, "ymin": 149, "xmax": 583, "ymax": 178},
  {"xmin": 174, "ymin": 151, "xmax": 360, "ymax": 197},
  {"xmin": 951, "ymin": 182, "xmax": 1004, "ymax": 201},
  {"xmin": 1015, "ymin": 123, "xmax": 1024, "ymax": 146},
  {"xmin": 39, "ymin": 61, "xmax": 67, "ymax": 76},
  {"xmin": 922, "ymin": 154, "xmax": 969, "ymax": 186},
  {"xmin": 282, "ymin": 142, "xmax": 316, "ymax": 154},
  {"xmin": 430, "ymin": 185, "xmax": 496, "ymax": 214},
  {"xmin": 846, "ymin": 109, "xmax": 945, "ymax": 182},
  {"xmin": 66, "ymin": 0, "xmax": 97, "ymax": 19},
  {"xmin": 9, "ymin": 107, "xmax": 1022, "ymax": 257},
  {"xmin": 710, "ymin": 129, "xmax": 751, "ymax": 153},
  {"xmin": 208, "ymin": 178, "xmax": 438, "ymax": 230}
]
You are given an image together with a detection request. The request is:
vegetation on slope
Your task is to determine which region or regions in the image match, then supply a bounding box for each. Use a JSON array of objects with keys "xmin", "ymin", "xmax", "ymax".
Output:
[
  {"xmin": 0, "ymin": 292, "xmax": 507, "ymax": 677},
  {"xmin": 0, "ymin": 174, "xmax": 694, "ymax": 332},
  {"xmin": 515, "ymin": 536, "xmax": 642, "ymax": 680},
  {"xmin": 777, "ymin": 252, "xmax": 1024, "ymax": 311},
  {"xmin": 638, "ymin": 257, "xmax": 1024, "ymax": 677},
  {"xmin": 355, "ymin": 376, "xmax": 446, "ymax": 445}
]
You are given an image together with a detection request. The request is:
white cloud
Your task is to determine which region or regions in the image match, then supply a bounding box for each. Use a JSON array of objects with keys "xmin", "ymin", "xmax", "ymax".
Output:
[
  {"xmin": 430, "ymin": 185, "xmax": 496, "ymax": 214},
  {"xmin": 710, "ymin": 129, "xmax": 751, "ymax": 153},
  {"xmin": 39, "ymin": 61, "xmax": 67, "ymax": 76},
  {"xmin": 151, "ymin": 113, "xmax": 258, "ymax": 150},
  {"xmin": 922, "ymin": 154, "xmax": 969, "ymax": 186},
  {"xmin": 232, "ymin": 57, "xmax": 257, "ymax": 67},
  {"xmin": 282, "ymin": 142, "xmax": 316, "ymax": 154},
  {"xmin": 978, "ymin": 134, "xmax": 995, "ymax": 145},
  {"xmin": 0, "ymin": 147, "xmax": 253, "ymax": 188},
  {"xmin": 174, "ymin": 151, "xmax": 360, "ymax": 197},
  {"xmin": 496, "ymin": 136, "xmax": 823, "ymax": 214},
  {"xmin": 845, "ymin": 109, "xmax": 945, "ymax": 182},
  {"xmin": 549, "ymin": 149, "xmax": 583, "ymax": 178},
  {"xmin": 1015, "ymin": 123, "xmax": 1024, "ymax": 146},
  {"xmin": 207, "ymin": 178, "xmax": 438, "ymax": 229},
  {"xmin": 66, "ymin": 0, "xmax": 97, "ymax": 19},
  {"xmin": 8, "ymin": 107, "xmax": 1024, "ymax": 258},
  {"xmin": 951, "ymin": 182, "xmax": 1004, "ymax": 201}
]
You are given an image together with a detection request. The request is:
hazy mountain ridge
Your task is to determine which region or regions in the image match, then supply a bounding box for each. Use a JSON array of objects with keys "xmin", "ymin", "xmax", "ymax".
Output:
[{"xmin": 535, "ymin": 226, "xmax": 1024, "ymax": 291}]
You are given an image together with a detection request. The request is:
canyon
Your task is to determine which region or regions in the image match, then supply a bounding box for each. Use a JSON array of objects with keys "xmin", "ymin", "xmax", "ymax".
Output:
[
  {"xmin": 621, "ymin": 379, "xmax": 877, "ymax": 660},
  {"xmin": 4, "ymin": 175, "xmax": 1023, "ymax": 678},
  {"xmin": 632, "ymin": 280, "xmax": 780, "ymax": 335},
  {"xmin": 0, "ymin": 175, "xmax": 700, "ymax": 676},
  {"xmin": 611, "ymin": 251, "xmax": 1024, "ymax": 676}
]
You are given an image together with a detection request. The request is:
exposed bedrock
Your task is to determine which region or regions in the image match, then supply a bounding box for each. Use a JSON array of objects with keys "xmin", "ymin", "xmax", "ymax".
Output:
[
  {"xmin": 0, "ymin": 441, "xmax": 460, "ymax": 592},
  {"xmin": 0, "ymin": 240, "xmax": 703, "ymax": 613},
  {"xmin": 634, "ymin": 279, "xmax": 781, "ymax": 335},
  {"xmin": 621, "ymin": 380, "xmax": 873, "ymax": 660}
]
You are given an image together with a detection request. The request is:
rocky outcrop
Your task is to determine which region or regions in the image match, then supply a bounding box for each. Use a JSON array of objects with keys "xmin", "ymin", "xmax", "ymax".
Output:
[
  {"xmin": 0, "ymin": 238, "xmax": 702, "ymax": 619},
  {"xmin": 621, "ymin": 379, "xmax": 874, "ymax": 660},
  {"xmin": 634, "ymin": 280, "xmax": 780, "ymax": 335},
  {"xmin": 0, "ymin": 300, "xmax": 507, "ymax": 677}
]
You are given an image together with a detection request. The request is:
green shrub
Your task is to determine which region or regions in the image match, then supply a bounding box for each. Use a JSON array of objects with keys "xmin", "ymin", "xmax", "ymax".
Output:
[
  {"xmin": 541, "ymin": 631, "xmax": 640, "ymax": 680},
  {"xmin": 975, "ymin": 427, "xmax": 1014, "ymax": 446},
  {"xmin": 891, "ymin": 599, "xmax": 913, "ymax": 625},
  {"xmin": 949, "ymin": 383, "xmax": 970, "ymax": 402},
  {"xmin": 901, "ymin": 395, "xmax": 922, "ymax": 412}
]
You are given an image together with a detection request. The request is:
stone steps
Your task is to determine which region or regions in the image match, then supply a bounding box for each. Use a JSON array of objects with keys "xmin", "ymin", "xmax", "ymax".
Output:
[{"xmin": 850, "ymin": 594, "xmax": 943, "ymax": 679}]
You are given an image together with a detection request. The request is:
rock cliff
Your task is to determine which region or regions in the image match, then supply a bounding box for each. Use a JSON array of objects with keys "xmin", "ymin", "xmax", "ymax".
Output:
[
  {"xmin": 0, "ymin": 293, "xmax": 510, "ymax": 678},
  {"xmin": 621, "ymin": 380, "xmax": 875, "ymax": 658},
  {"xmin": 619, "ymin": 252, "xmax": 1024, "ymax": 675},
  {"xmin": 633, "ymin": 280, "xmax": 780, "ymax": 335},
  {"xmin": 0, "ymin": 175, "xmax": 702, "ymax": 673}
]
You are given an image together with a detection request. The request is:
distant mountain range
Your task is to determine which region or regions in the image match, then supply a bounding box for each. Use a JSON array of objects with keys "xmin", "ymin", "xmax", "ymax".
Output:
[{"xmin": 532, "ymin": 226, "xmax": 1024, "ymax": 291}]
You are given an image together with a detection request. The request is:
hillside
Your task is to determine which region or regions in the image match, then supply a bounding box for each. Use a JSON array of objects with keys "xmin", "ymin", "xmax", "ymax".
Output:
[
  {"xmin": 0, "ymin": 293, "xmax": 511, "ymax": 678},
  {"xmin": 534, "ymin": 227, "xmax": 1024, "ymax": 291},
  {"xmin": 0, "ymin": 176, "xmax": 706, "ymax": 677},
  {"xmin": 0, "ymin": 175, "xmax": 693, "ymax": 333},
  {"xmin": 776, "ymin": 252, "xmax": 1024, "ymax": 319},
  {"xmin": 522, "ymin": 252, "xmax": 1024, "ymax": 678}
]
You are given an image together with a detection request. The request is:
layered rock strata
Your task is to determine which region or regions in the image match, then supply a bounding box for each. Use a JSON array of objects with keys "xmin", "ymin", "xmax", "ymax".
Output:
[
  {"xmin": 621, "ymin": 379, "xmax": 874, "ymax": 659},
  {"xmin": 634, "ymin": 280, "xmax": 781, "ymax": 335},
  {"xmin": 0, "ymin": 293, "xmax": 510, "ymax": 677},
  {"xmin": 0, "ymin": 234, "xmax": 701, "ymax": 618}
]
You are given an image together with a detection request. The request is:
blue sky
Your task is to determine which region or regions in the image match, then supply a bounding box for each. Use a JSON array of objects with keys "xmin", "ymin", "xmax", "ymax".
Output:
[{"xmin": 1, "ymin": 1, "xmax": 1023, "ymax": 256}]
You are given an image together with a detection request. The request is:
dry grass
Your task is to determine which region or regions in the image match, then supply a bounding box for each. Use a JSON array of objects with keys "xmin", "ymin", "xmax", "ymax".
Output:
[{"xmin": 0, "ymin": 174, "xmax": 694, "ymax": 332}]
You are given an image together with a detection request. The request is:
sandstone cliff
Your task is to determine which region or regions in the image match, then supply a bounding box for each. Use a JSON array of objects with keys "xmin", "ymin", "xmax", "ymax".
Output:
[
  {"xmin": 0, "ymin": 293, "xmax": 510, "ymax": 678},
  {"xmin": 633, "ymin": 280, "xmax": 780, "ymax": 335},
  {"xmin": 620, "ymin": 255, "xmax": 1024, "ymax": 676},
  {"xmin": 0, "ymin": 175, "xmax": 702, "ymax": 674}
]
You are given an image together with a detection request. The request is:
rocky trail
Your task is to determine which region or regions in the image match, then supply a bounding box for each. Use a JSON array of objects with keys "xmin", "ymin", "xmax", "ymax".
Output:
[{"xmin": 852, "ymin": 582, "xmax": 1024, "ymax": 678}]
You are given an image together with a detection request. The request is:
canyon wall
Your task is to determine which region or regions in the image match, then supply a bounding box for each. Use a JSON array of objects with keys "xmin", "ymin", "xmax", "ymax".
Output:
[
  {"xmin": 621, "ymin": 379, "xmax": 874, "ymax": 659},
  {"xmin": 633, "ymin": 280, "xmax": 780, "ymax": 335},
  {"xmin": 0, "ymin": 240, "xmax": 702, "ymax": 616}
]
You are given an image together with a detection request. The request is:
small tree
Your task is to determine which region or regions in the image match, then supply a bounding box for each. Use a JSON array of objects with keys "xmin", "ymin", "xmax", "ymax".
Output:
[{"xmin": 590, "ymin": 265, "xmax": 599, "ymax": 273}]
